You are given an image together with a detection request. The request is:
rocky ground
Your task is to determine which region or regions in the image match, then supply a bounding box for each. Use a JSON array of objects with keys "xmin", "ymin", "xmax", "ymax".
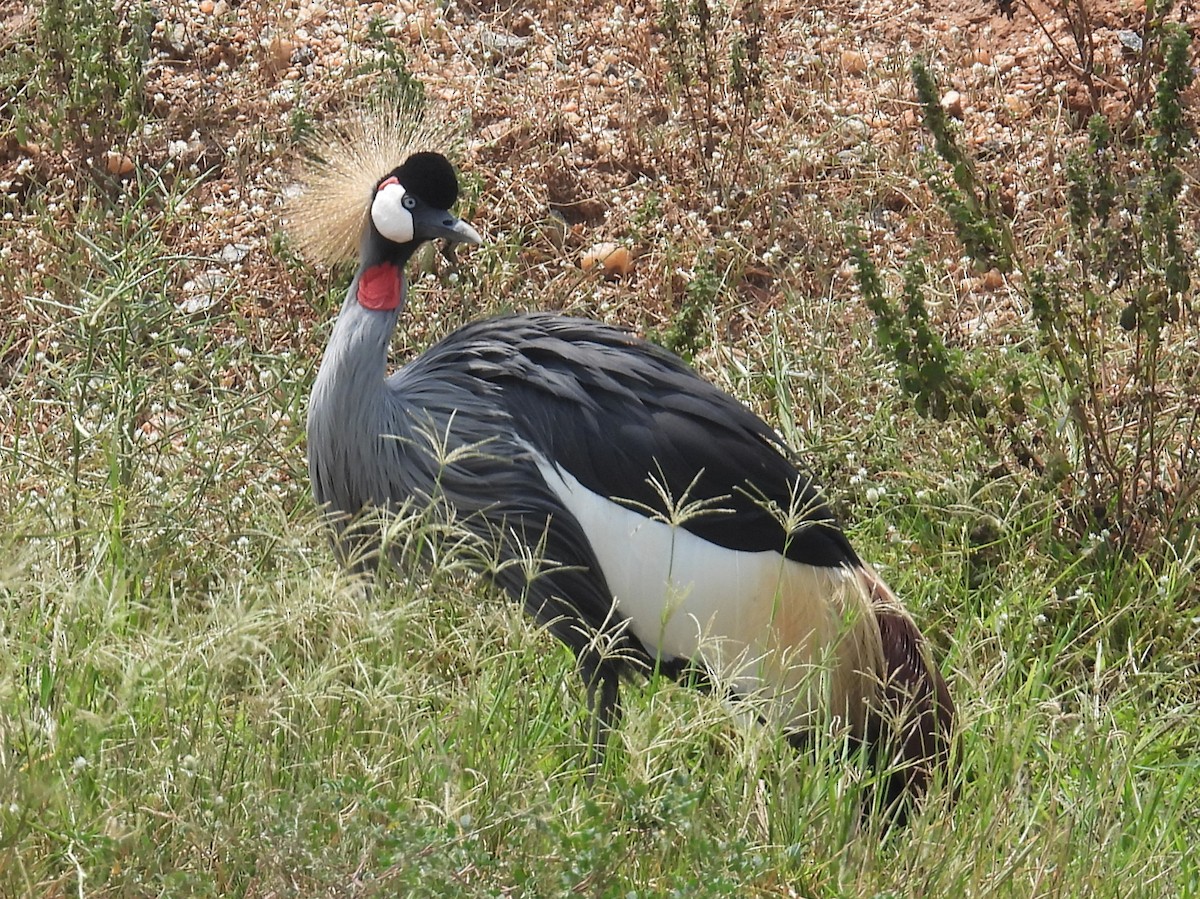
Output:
[{"xmin": 1, "ymin": 0, "xmax": 1196, "ymax": 361}]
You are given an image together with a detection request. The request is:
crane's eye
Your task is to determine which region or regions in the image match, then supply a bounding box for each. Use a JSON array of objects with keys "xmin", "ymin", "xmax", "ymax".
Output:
[{"xmin": 401, "ymin": 194, "xmax": 417, "ymax": 211}]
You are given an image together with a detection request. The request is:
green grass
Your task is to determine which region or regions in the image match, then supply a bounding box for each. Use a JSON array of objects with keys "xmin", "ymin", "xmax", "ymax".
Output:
[{"xmin": 2, "ymin": 3, "xmax": 1198, "ymax": 895}]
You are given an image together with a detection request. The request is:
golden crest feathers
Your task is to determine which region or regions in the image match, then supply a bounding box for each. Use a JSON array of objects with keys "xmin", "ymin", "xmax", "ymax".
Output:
[{"xmin": 285, "ymin": 98, "xmax": 464, "ymax": 266}]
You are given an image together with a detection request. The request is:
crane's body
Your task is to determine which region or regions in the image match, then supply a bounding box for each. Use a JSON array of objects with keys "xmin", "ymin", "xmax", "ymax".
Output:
[{"xmin": 301, "ymin": 145, "xmax": 954, "ymax": 822}]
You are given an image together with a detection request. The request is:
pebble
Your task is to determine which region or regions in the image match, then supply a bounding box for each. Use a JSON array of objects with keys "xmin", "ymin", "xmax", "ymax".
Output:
[
  {"xmin": 220, "ymin": 243, "xmax": 252, "ymax": 264},
  {"xmin": 1004, "ymin": 94, "xmax": 1029, "ymax": 116},
  {"xmin": 581, "ymin": 243, "xmax": 633, "ymax": 278},
  {"xmin": 942, "ymin": 90, "xmax": 965, "ymax": 120},
  {"xmin": 298, "ymin": 3, "xmax": 326, "ymax": 24},
  {"xmin": 1066, "ymin": 85, "xmax": 1094, "ymax": 114},
  {"xmin": 104, "ymin": 152, "xmax": 135, "ymax": 176},
  {"xmin": 881, "ymin": 189, "xmax": 910, "ymax": 212},
  {"xmin": 265, "ymin": 35, "xmax": 296, "ymax": 72},
  {"xmin": 841, "ymin": 50, "xmax": 867, "ymax": 75}
]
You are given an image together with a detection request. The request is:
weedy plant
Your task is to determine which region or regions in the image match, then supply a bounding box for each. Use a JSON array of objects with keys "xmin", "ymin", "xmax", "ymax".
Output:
[
  {"xmin": 2, "ymin": 0, "xmax": 153, "ymax": 156},
  {"xmin": 659, "ymin": 257, "xmax": 723, "ymax": 362},
  {"xmin": 851, "ymin": 30, "xmax": 1196, "ymax": 558},
  {"xmin": 357, "ymin": 16, "xmax": 427, "ymax": 107},
  {"xmin": 1015, "ymin": 0, "xmax": 1191, "ymax": 121},
  {"xmin": 658, "ymin": 0, "xmax": 765, "ymax": 202}
]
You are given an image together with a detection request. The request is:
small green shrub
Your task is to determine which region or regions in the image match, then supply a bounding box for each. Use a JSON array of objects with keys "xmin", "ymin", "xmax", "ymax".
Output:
[
  {"xmin": 658, "ymin": 0, "xmax": 765, "ymax": 201},
  {"xmin": 662, "ymin": 259, "xmax": 721, "ymax": 362},
  {"xmin": 852, "ymin": 29, "xmax": 1196, "ymax": 557},
  {"xmin": 357, "ymin": 16, "xmax": 426, "ymax": 109},
  {"xmin": 4, "ymin": 0, "xmax": 154, "ymax": 153}
]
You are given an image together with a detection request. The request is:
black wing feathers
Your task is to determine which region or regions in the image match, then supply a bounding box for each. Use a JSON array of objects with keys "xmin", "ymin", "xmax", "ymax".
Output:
[{"xmin": 423, "ymin": 313, "xmax": 858, "ymax": 568}]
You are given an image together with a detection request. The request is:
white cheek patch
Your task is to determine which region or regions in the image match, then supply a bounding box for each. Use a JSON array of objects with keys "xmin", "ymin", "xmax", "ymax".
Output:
[{"xmin": 371, "ymin": 181, "xmax": 415, "ymax": 244}]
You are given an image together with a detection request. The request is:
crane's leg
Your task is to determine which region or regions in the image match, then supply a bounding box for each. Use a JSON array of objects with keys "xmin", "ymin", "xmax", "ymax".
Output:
[
  {"xmin": 579, "ymin": 652, "xmax": 621, "ymax": 775},
  {"xmin": 476, "ymin": 506, "xmax": 651, "ymax": 777},
  {"xmin": 488, "ymin": 556, "xmax": 637, "ymax": 775}
]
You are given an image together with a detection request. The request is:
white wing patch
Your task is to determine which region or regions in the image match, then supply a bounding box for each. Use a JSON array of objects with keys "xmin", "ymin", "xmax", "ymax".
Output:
[{"xmin": 532, "ymin": 453, "xmax": 884, "ymax": 732}]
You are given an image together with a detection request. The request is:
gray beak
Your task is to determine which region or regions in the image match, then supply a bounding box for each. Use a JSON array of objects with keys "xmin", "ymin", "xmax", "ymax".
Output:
[{"xmin": 412, "ymin": 206, "xmax": 483, "ymax": 246}]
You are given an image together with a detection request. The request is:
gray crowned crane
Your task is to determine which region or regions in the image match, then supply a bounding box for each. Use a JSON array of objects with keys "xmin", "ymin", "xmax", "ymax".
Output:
[{"xmin": 294, "ymin": 110, "xmax": 954, "ymax": 824}]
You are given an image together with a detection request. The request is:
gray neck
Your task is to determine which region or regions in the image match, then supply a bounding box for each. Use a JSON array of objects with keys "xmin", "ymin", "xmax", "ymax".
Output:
[
  {"xmin": 307, "ymin": 270, "xmax": 413, "ymax": 519},
  {"xmin": 311, "ymin": 272, "xmax": 402, "ymax": 415}
]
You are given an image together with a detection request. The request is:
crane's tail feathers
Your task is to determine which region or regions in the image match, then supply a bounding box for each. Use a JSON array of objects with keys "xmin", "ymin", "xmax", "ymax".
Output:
[
  {"xmin": 856, "ymin": 563, "xmax": 956, "ymax": 820},
  {"xmin": 285, "ymin": 97, "xmax": 466, "ymax": 265}
]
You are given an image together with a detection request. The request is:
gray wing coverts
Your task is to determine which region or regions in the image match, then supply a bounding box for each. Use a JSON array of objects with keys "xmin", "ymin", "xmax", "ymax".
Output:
[{"xmin": 415, "ymin": 313, "xmax": 859, "ymax": 567}]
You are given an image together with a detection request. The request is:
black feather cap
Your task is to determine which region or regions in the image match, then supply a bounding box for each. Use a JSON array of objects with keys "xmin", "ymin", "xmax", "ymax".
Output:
[{"xmin": 391, "ymin": 152, "xmax": 460, "ymax": 210}]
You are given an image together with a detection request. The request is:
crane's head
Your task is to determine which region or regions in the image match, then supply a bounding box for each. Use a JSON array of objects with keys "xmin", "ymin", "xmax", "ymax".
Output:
[
  {"xmin": 285, "ymin": 101, "xmax": 480, "ymax": 269},
  {"xmin": 370, "ymin": 152, "xmax": 481, "ymax": 252}
]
